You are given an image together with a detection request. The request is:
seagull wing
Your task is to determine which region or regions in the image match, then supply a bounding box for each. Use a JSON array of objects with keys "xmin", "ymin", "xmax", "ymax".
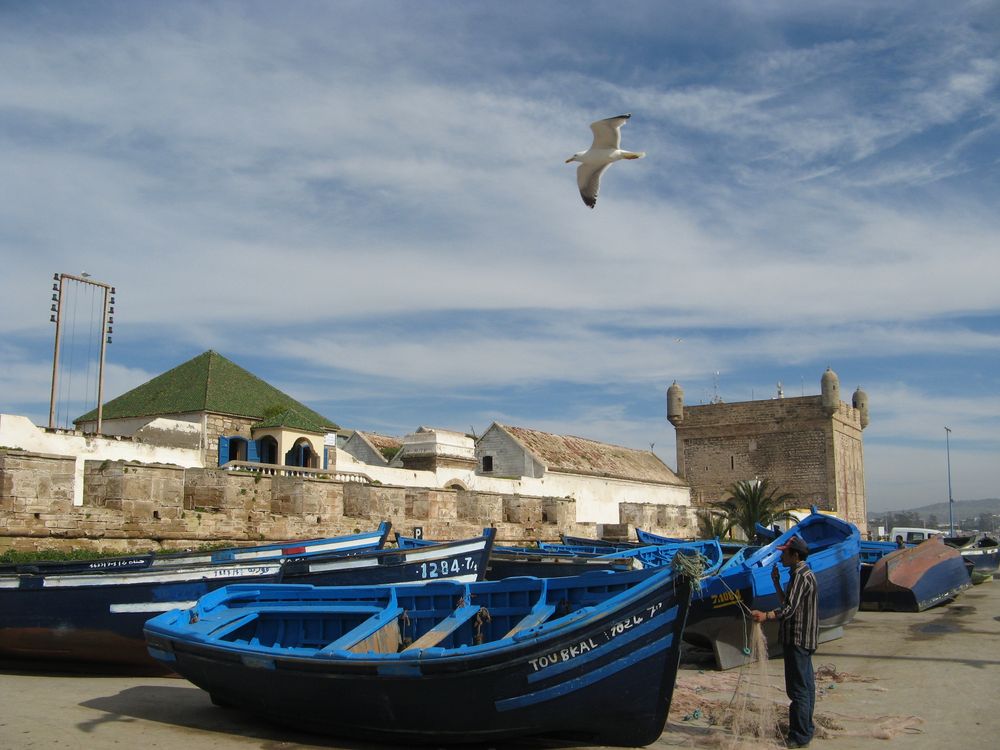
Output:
[
  {"xmin": 589, "ymin": 113, "xmax": 631, "ymax": 150},
  {"xmin": 577, "ymin": 162, "xmax": 612, "ymax": 208}
]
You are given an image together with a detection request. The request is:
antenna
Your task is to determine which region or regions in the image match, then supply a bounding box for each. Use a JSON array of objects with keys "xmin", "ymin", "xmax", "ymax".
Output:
[{"xmin": 711, "ymin": 371, "xmax": 722, "ymax": 404}]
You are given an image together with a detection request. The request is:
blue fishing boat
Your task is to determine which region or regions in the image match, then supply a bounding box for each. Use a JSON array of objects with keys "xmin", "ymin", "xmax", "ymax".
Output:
[
  {"xmin": 145, "ymin": 563, "xmax": 695, "ymax": 746},
  {"xmin": 560, "ymin": 533, "xmax": 641, "ymax": 550},
  {"xmin": 395, "ymin": 532, "xmax": 634, "ymax": 577},
  {"xmin": 861, "ymin": 536, "xmax": 972, "ymax": 611},
  {"xmin": 0, "ymin": 527, "xmax": 493, "ymax": 668},
  {"xmin": 944, "ymin": 532, "xmax": 1000, "ymax": 582},
  {"xmin": 600, "ymin": 539, "xmax": 725, "ymax": 574},
  {"xmin": 536, "ymin": 541, "xmax": 624, "ymax": 556},
  {"xmin": 282, "ymin": 530, "xmax": 494, "ymax": 586},
  {"xmin": 0, "ymin": 522, "xmax": 391, "ymax": 576},
  {"xmin": 635, "ymin": 528, "xmax": 685, "ymax": 545},
  {"xmin": 684, "ymin": 509, "xmax": 860, "ymax": 669}
]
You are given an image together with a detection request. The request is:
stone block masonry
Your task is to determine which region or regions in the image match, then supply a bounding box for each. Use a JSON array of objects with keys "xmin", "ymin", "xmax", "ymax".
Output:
[{"xmin": 0, "ymin": 449, "xmax": 696, "ymax": 554}]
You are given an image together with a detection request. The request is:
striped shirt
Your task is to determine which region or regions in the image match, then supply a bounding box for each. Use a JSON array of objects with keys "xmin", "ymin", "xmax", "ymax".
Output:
[{"xmin": 775, "ymin": 560, "xmax": 819, "ymax": 651}]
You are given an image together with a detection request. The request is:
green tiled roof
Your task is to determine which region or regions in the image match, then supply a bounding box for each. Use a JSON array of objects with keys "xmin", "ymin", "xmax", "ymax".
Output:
[
  {"xmin": 75, "ymin": 350, "xmax": 339, "ymax": 430},
  {"xmin": 253, "ymin": 408, "xmax": 326, "ymax": 433}
]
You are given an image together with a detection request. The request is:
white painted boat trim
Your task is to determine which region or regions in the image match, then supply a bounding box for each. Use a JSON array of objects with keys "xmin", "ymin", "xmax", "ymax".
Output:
[
  {"xmin": 41, "ymin": 563, "xmax": 282, "ymax": 588},
  {"xmin": 109, "ymin": 600, "xmax": 198, "ymax": 613},
  {"xmin": 308, "ymin": 557, "xmax": 380, "ymax": 573},
  {"xmin": 404, "ymin": 541, "xmax": 486, "ymax": 562}
]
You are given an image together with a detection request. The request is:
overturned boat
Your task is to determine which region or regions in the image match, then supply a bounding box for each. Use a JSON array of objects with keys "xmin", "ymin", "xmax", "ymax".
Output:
[
  {"xmin": 861, "ymin": 536, "xmax": 972, "ymax": 611},
  {"xmin": 146, "ymin": 563, "xmax": 695, "ymax": 747}
]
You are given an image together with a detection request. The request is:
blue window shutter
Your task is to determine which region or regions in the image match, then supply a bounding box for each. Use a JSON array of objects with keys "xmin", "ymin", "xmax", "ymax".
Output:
[
  {"xmin": 218, "ymin": 436, "xmax": 230, "ymax": 466},
  {"xmin": 248, "ymin": 439, "xmax": 259, "ymax": 462},
  {"xmin": 323, "ymin": 445, "xmax": 328, "ymax": 470}
]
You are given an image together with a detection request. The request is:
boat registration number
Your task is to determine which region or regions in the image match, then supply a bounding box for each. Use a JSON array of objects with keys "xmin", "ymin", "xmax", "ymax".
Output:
[
  {"xmin": 419, "ymin": 556, "xmax": 479, "ymax": 579},
  {"xmin": 711, "ymin": 590, "xmax": 743, "ymax": 609},
  {"xmin": 528, "ymin": 601, "xmax": 667, "ymax": 672}
]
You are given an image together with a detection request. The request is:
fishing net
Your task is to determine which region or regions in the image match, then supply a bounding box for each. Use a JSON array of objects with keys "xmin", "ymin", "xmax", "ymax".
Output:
[{"xmin": 666, "ymin": 624, "xmax": 924, "ymax": 747}]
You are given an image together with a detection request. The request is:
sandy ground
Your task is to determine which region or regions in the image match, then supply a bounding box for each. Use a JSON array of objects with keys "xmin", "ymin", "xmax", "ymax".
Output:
[{"xmin": 1, "ymin": 579, "xmax": 997, "ymax": 750}]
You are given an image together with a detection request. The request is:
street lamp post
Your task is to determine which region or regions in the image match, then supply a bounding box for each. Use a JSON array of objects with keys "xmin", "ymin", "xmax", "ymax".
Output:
[{"xmin": 945, "ymin": 426, "xmax": 954, "ymax": 536}]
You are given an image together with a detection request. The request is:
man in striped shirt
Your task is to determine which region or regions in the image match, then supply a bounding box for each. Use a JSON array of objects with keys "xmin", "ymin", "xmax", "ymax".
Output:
[{"xmin": 751, "ymin": 534, "xmax": 819, "ymax": 748}]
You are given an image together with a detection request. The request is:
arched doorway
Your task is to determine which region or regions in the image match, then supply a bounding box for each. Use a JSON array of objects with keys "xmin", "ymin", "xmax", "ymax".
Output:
[{"xmin": 285, "ymin": 438, "xmax": 317, "ymax": 468}]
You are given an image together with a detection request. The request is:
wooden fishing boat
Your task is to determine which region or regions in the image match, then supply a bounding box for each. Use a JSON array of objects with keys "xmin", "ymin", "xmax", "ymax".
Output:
[
  {"xmin": 395, "ymin": 533, "xmax": 634, "ymax": 578},
  {"xmin": 600, "ymin": 539, "xmax": 725, "ymax": 573},
  {"xmin": 943, "ymin": 532, "xmax": 1000, "ymax": 582},
  {"xmin": 282, "ymin": 530, "xmax": 494, "ymax": 586},
  {"xmin": 684, "ymin": 509, "xmax": 860, "ymax": 669},
  {"xmin": 0, "ymin": 527, "xmax": 493, "ymax": 668},
  {"xmin": 145, "ymin": 563, "xmax": 694, "ymax": 746},
  {"xmin": 0, "ymin": 522, "xmax": 391, "ymax": 576},
  {"xmin": 861, "ymin": 536, "xmax": 972, "ymax": 611},
  {"xmin": 560, "ymin": 533, "xmax": 641, "ymax": 550},
  {"xmin": 635, "ymin": 528, "xmax": 685, "ymax": 545},
  {"xmin": 639, "ymin": 528, "xmax": 747, "ymax": 559}
]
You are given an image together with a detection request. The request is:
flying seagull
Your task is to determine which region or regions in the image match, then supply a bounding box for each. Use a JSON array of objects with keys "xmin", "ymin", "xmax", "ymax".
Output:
[{"xmin": 565, "ymin": 113, "xmax": 645, "ymax": 208}]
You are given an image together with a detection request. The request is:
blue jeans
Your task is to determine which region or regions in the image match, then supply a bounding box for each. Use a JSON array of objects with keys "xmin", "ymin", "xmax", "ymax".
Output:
[{"xmin": 783, "ymin": 644, "xmax": 815, "ymax": 745}]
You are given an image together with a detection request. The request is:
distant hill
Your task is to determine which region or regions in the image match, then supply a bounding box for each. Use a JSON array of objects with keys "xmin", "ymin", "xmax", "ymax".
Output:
[
  {"xmin": 904, "ymin": 498, "xmax": 1000, "ymax": 518},
  {"xmin": 870, "ymin": 498, "xmax": 1000, "ymax": 528}
]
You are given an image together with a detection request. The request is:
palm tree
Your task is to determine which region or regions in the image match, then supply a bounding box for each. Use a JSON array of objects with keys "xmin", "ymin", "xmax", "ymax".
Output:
[
  {"xmin": 715, "ymin": 479, "xmax": 798, "ymax": 540},
  {"xmin": 696, "ymin": 508, "xmax": 733, "ymax": 540}
]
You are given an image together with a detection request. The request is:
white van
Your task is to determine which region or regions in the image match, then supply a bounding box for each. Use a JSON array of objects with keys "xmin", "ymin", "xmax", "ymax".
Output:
[{"xmin": 888, "ymin": 527, "xmax": 941, "ymax": 543}]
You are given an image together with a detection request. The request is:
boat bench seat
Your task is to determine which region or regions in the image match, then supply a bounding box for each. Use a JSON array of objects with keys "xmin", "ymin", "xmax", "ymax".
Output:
[
  {"xmin": 403, "ymin": 603, "xmax": 482, "ymax": 651},
  {"xmin": 320, "ymin": 606, "xmax": 404, "ymax": 653},
  {"xmin": 210, "ymin": 605, "xmax": 387, "ymax": 641},
  {"xmin": 505, "ymin": 603, "xmax": 557, "ymax": 639}
]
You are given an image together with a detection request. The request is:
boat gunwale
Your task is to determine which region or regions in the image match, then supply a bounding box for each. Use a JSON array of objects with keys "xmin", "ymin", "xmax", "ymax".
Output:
[{"xmin": 145, "ymin": 566, "xmax": 691, "ymax": 668}]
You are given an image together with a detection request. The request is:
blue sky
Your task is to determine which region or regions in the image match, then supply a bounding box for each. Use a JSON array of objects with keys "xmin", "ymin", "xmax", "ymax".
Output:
[{"xmin": 2, "ymin": 1, "xmax": 998, "ymax": 511}]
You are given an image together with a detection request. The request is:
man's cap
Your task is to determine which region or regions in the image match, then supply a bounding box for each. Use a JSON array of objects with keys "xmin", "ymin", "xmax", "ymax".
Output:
[{"xmin": 776, "ymin": 534, "xmax": 809, "ymax": 556}]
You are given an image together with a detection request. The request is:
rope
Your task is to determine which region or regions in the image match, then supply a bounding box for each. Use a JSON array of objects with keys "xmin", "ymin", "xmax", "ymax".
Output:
[
  {"xmin": 473, "ymin": 607, "xmax": 491, "ymax": 645},
  {"xmin": 671, "ymin": 549, "xmax": 708, "ymax": 579},
  {"xmin": 399, "ymin": 609, "xmax": 412, "ymax": 649}
]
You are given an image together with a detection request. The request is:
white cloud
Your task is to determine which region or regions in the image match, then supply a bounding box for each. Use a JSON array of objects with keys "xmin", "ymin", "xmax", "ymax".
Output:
[{"xmin": 1, "ymin": 1, "xmax": 998, "ymax": 508}]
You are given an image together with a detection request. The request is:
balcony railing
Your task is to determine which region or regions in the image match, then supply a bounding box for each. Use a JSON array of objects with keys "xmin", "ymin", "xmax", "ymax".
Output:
[{"xmin": 221, "ymin": 460, "xmax": 372, "ymax": 484}]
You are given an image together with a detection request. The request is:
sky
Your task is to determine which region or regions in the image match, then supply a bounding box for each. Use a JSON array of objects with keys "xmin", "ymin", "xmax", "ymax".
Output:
[{"xmin": 1, "ymin": 1, "xmax": 998, "ymax": 512}]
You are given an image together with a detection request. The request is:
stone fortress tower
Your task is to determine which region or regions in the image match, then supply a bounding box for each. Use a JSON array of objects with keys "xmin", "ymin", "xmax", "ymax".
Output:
[{"xmin": 667, "ymin": 368, "xmax": 868, "ymax": 529}]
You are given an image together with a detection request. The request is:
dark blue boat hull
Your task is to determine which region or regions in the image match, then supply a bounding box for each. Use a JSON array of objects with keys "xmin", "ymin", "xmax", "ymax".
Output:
[
  {"xmin": 0, "ymin": 532, "xmax": 493, "ymax": 668},
  {"xmin": 146, "ymin": 568, "xmax": 693, "ymax": 746}
]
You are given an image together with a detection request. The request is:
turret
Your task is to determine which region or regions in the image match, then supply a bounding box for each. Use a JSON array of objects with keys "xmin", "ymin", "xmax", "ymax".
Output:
[
  {"xmin": 852, "ymin": 386, "xmax": 870, "ymax": 429},
  {"xmin": 667, "ymin": 381, "xmax": 684, "ymax": 426},
  {"xmin": 821, "ymin": 367, "xmax": 840, "ymax": 416}
]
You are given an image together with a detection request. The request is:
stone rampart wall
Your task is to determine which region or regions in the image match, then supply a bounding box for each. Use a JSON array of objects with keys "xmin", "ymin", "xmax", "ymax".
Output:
[
  {"xmin": 679, "ymin": 396, "xmax": 861, "ymax": 428},
  {"xmin": 1, "ymin": 450, "xmax": 696, "ymax": 555}
]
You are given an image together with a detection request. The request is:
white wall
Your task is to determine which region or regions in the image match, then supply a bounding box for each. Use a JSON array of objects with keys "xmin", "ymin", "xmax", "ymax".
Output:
[
  {"xmin": 0, "ymin": 414, "xmax": 204, "ymax": 506},
  {"xmin": 334, "ymin": 447, "xmax": 690, "ymax": 524}
]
